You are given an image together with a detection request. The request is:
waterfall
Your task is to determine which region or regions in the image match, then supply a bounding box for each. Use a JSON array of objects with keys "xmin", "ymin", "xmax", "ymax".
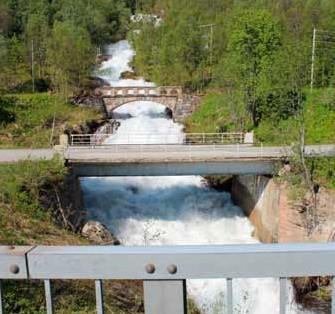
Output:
[{"xmin": 81, "ymin": 40, "xmax": 313, "ymax": 314}]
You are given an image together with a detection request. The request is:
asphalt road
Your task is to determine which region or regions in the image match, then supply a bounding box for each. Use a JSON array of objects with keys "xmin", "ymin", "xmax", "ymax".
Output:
[{"xmin": 0, "ymin": 149, "xmax": 54, "ymax": 163}]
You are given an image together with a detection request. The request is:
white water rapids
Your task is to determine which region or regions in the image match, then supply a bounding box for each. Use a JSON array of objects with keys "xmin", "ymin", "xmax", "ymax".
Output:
[{"xmin": 81, "ymin": 40, "xmax": 311, "ymax": 313}]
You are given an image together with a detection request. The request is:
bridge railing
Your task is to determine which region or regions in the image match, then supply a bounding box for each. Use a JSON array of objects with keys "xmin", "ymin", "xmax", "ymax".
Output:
[
  {"xmin": 100, "ymin": 86, "xmax": 183, "ymax": 97},
  {"xmin": 1, "ymin": 243, "xmax": 335, "ymax": 314},
  {"xmin": 69, "ymin": 132, "xmax": 246, "ymax": 146}
]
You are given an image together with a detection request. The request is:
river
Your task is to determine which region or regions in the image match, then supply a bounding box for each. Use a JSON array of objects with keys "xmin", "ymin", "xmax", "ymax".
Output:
[{"xmin": 81, "ymin": 40, "xmax": 312, "ymax": 314}]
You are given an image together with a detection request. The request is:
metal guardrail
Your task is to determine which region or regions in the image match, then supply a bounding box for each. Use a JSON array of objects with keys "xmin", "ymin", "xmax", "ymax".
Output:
[
  {"xmin": 1, "ymin": 243, "xmax": 335, "ymax": 314},
  {"xmin": 70, "ymin": 133, "xmax": 246, "ymax": 146}
]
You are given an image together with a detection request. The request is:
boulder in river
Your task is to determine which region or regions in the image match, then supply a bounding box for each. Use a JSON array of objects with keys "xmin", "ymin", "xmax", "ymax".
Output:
[
  {"xmin": 120, "ymin": 71, "xmax": 137, "ymax": 79},
  {"xmin": 82, "ymin": 220, "xmax": 121, "ymax": 245}
]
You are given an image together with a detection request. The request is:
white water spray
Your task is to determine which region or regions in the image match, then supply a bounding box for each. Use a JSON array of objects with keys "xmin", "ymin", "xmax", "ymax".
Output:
[
  {"xmin": 95, "ymin": 40, "xmax": 154, "ymax": 87},
  {"xmin": 82, "ymin": 40, "xmax": 312, "ymax": 314}
]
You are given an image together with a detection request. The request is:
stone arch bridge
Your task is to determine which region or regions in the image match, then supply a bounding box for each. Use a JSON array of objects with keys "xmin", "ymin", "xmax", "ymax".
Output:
[{"xmin": 99, "ymin": 86, "xmax": 201, "ymax": 121}]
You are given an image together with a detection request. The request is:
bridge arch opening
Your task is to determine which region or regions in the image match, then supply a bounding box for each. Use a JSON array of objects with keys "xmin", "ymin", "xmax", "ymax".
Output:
[
  {"xmin": 105, "ymin": 100, "xmax": 183, "ymax": 145},
  {"xmin": 111, "ymin": 100, "xmax": 174, "ymax": 120},
  {"xmin": 160, "ymin": 88, "xmax": 167, "ymax": 95}
]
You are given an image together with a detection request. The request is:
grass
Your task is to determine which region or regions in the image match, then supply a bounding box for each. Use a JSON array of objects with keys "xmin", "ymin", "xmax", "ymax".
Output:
[
  {"xmin": 0, "ymin": 93, "xmax": 101, "ymax": 148},
  {"xmin": 0, "ymin": 158, "xmax": 87, "ymax": 245},
  {"xmin": 185, "ymin": 91, "xmax": 247, "ymax": 133}
]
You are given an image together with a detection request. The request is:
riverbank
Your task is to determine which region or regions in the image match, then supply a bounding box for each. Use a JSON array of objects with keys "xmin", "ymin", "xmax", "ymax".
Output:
[{"xmin": 0, "ymin": 159, "xmax": 148, "ymax": 313}]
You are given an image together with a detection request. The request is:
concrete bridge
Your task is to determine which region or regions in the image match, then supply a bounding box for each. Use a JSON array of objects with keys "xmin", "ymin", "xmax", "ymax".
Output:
[
  {"xmin": 1, "ymin": 144, "xmax": 334, "ymax": 177},
  {"xmin": 99, "ymin": 86, "xmax": 201, "ymax": 121},
  {"xmin": 64, "ymin": 144, "xmax": 335, "ymax": 177}
]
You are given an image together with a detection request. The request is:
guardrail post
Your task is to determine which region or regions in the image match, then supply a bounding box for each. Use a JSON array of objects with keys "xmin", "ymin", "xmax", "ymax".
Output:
[
  {"xmin": 44, "ymin": 280, "xmax": 54, "ymax": 314},
  {"xmin": 332, "ymin": 277, "xmax": 335, "ymax": 314},
  {"xmin": 143, "ymin": 280, "xmax": 187, "ymax": 314},
  {"xmin": 0, "ymin": 281, "xmax": 4, "ymax": 314},
  {"xmin": 279, "ymin": 277, "xmax": 287, "ymax": 314},
  {"xmin": 226, "ymin": 278, "xmax": 233, "ymax": 314},
  {"xmin": 95, "ymin": 280, "xmax": 104, "ymax": 314}
]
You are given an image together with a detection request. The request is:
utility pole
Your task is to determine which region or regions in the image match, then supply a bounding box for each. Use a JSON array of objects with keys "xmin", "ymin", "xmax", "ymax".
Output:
[
  {"xmin": 31, "ymin": 39, "xmax": 35, "ymax": 93},
  {"xmin": 310, "ymin": 27, "xmax": 316, "ymax": 90},
  {"xmin": 199, "ymin": 23, "xmax": 216, "ymax": 79}
]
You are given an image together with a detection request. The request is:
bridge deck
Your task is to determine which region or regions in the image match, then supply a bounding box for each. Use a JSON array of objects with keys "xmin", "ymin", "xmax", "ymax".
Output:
[
  {"xmin": 65, "ymin": 144, "xmax": 335, "ymax": 163},
  {"xmin": 66, "ymin": 144, "xmax": 335, "ymax": 176}
]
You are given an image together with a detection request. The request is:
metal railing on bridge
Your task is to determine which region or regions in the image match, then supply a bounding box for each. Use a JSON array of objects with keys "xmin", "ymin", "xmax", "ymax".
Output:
[
  {"xmin": 1, "ymin": 243, "xmax": 335, "ymax": 314},
  {"xmin": 69, "ymin": 132, "xmax": 246, "ymax": 147}
]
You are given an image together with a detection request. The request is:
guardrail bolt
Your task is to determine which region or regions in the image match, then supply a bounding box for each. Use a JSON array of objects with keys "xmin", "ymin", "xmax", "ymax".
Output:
[
  {"xmin": 10, "ymin": 264, "xmax": 20, "ymax": 274},
  {"xmin": 145, "ymin": 264, "xmax": 155, "ymax": 274},
  {"xmin": 167, "ymin": 264, "xmax": 177, "ymax": 274}
]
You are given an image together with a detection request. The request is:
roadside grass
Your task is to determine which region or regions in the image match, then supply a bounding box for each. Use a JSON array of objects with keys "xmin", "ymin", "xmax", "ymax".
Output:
[{"xmin": 0, "ymin": 93, "xmax": 101, "ymax": 148}]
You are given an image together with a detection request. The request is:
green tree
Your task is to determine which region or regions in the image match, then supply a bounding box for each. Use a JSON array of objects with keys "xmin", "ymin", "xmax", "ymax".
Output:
[
  {"xmin": 133, "ymin": 0, "xmax": 206, "ymax": 89},
  {"xmin": 25, "ymin": 13, "xmax": 50, "ymax": 80},
  {"xmin": 222, "ymin": 9, "xmax": 282, "ymax": 126},
  {"xmin": 0, "ymin": 1, "xmax": 11, "ymax": 34},
  {"xmin": 52, "ymin": 0, "xmax": 131, "ymax": 45},
  {"xmin": 47, "ymin": 21, "xmax": 94, "ymax": 95},
  {"xmin": 0, "ymin": 35, "xmax": 8, "ymax": 92},
  {"xmin": 5, "ymin": 35, "xmax": 30, "ymax": 90}
]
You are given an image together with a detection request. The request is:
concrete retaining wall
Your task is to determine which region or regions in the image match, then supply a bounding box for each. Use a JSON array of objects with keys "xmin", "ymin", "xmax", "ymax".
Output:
[
  {"xmin": 232, "ymin": 175, "xmax": 335, "ymax": 244},
  {"xmin": 232, "ymin": 176, "xmax": 281, "ymax": 243}
]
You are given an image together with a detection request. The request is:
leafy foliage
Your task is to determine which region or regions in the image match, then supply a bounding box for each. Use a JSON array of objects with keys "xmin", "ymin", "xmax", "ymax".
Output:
[
  {"xmin": 47, "ymin": 21, "xmax": 94, "ymax": 94},
  {"xmin": 308, "ymin": 157, "xmax": 335, "ymax": 190},
  {"xmin": 255, "ymin": 88, "xmax": 335, "ymax": 145},
  {"xmin": 222, "ymin": 10, "xmax": 282, "ymax": 125},
  {"xmin": 0, "ymin": 93, "xmax": 101, "ymax": 148},
  {"xmin": 133, "ymin": 0, "xmax": 335, "ymax": 127},
  {"xmin": 0, "ymin": 0, "xmax": 132, "ymax": 94}
]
